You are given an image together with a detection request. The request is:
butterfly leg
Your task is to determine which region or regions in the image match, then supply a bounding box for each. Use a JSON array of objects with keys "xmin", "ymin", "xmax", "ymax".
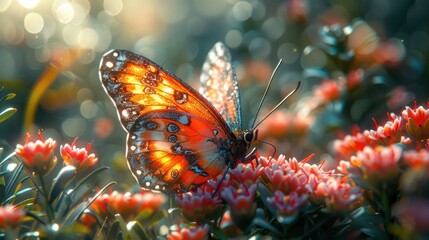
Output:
[
  {"xmin": 211, "ymin": 165, "xmax": 231, "ymax": 198},
  {"xmin": 243, "ymin": 147, "xmax": 257, "ymax": 163}
]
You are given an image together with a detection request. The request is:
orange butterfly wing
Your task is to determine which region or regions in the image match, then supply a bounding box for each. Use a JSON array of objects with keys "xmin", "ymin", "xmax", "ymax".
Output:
[{"xmin": 99, "ymin": 48, "xmax": 247, "ymax": 192}]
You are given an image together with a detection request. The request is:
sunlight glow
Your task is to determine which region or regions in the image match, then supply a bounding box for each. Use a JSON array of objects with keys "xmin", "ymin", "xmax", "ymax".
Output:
[{"xmin": 19, "ymin": 0, "xmax": 39, "ymax": 9}]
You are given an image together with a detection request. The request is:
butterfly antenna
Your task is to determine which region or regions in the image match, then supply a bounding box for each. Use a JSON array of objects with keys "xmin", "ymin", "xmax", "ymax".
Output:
[
  {"xmin": 250, "ymin": 59, "xmax": 283, "ymax": 129},
  {"xmin": 256, "ymin": 139, "xmax": 277, "ymax": 158},
  {"xmin": 252, "ymin": 81, "xmax": 301, "ymax": 130}
]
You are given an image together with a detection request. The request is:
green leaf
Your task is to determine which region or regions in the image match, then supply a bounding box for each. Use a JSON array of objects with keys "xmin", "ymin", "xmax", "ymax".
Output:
[
  {"xmin": 49, "ymin": 165, "xmax": 77, "ymax": 204},
  {"xmin": 74, "ymin": 166, "xmax": 109, "ymax": 193},
  {"xmin": 115, "ymin": 215, "xmax": 141, "ymax": 240},
  {"xmin": 5, "ymin": 163, "xmax": 24, "ymax": 202},
  {"xmin": 0, "ymin": 107, "xmax": 17, "ymax": 123},
  {"xmin": 3, "ymin": 187, "xmax": 36, "ymax": 204},
  {"xmin": 0, "ymin": 93, "xmax": 16, "ymax": 101},
  {"xmin": 350, "ymin": 174, "xmax": 378, "ymax": 192},
  {"xmin": 106, "ymin": 221, "xmax": 121, "ymax": 240},
  {"xmin": 277, "ymin": 214, "xmax": 298, "ymax": 225},
  {"xmin": 128, "ymin": 221, "xmax": 154, "ymax": 240},
  {"xmin": 62, "ymin": 181, "xmax": 116, "ymax": 226},
  {"xmin": 251, "ymin": 217, "xmax": 283, "ymax": 237},
  {"xmin": 14, "ymin": 198, "xmax": 36, "ymax": 209}
]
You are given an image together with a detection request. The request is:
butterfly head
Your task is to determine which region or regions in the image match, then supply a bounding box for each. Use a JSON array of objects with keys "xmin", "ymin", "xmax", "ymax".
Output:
[{"xmin": 244, "ymin": 129, "xmax": 258, "ymax": 144}]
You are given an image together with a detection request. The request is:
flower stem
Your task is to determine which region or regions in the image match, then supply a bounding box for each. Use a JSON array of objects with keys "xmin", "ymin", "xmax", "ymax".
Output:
[{"xmin": 38, "ymin": 174, "xmax": 55, "ymax": 224}]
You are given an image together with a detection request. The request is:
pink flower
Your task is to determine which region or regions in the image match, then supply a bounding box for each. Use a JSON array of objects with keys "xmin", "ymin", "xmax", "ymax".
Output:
[
  {"xmin": 262, "ymin": 166, "xmax": 308, "ymax": 195},
  {"xmin": 346, "ymin": 69, "xmax": 364, "ymax": 89},
  {"xmin": 403, "ymin": 149, "xmax": 429, "ymax": 169},
  {"xmin": 15, "ymin": 131, "xmax": 57, "ymax": 175},
  {"xmin": 333, "ymin": 130, "xmax": 368, "ymax": 158},
  {"xmin": 350, "ymin": 145, "xmax": 402, "ymax": 179},
  {"xmin": 314, "ymin": 79, "xmax": 342, "ymax": 103},
  {"xmin": 219, "ymin": 211, "xmax": 242, "ymax": 237},
  {"xmin": 267, "ymin": 191, "xmax": 308, "ymax": 216},
  {"xmin": 90, "ymin": 190, "xmax": 166, "ymax": 222},
  {"xmin": 175, "ymin": 186, "xmax": 223, "ymax": 222},
  {"xmin": 364, "ymin": 115, "xmax": 408, "ymax": 145},
  {"xmin": 337, "ymin": 160, "xmax": 352, "ymax": 175},
  {"xmin": 316, "ymin": 178, "xmax": 363, "ymax": 212},
  {"xmin": 229, "ymin": 163, "xmax": 261, "ymax": 187},
  {"xmin": 221, "ymin": 184, "xmax": 257, "ymax": 229},
  {"xmin": 402, "ymin": 102, "xmax": 429, "ymax": 141},
  {"xmin": 167, "ymin": 225, "xmax": 209, "ymax": 240},
  {"xmin": 60, "ymin": 138, "xmax": 98, "ymax": 171},
  {"xmin": 0, "ymin": 205, "xmax": 25, "ymax": 229}
]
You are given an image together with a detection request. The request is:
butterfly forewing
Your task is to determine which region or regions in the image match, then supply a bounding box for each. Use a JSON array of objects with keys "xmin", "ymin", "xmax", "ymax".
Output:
[
  {"xmin": 199, "ymin": 42, "xmax": 242, "ymax": 132},
  {"xmin": 99, "ymin": 48, "xmax": 247, "ymax": 192}
]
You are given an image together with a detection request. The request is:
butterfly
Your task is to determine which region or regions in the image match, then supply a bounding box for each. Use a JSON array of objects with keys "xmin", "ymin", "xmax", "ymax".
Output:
[{"xmin": 99, "ymin": 43, "xmax": 258, "ymax": 193}]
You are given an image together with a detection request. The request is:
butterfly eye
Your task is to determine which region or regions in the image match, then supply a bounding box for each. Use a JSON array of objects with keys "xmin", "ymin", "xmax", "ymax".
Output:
[{"xmin": 244, "ymin": 130, "xmax": 257, "ymax": 144}]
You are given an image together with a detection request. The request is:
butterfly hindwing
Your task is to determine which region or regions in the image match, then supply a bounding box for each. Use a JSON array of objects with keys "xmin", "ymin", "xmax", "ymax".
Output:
[
  {"xmin": 200, "ymin": 42, "xmax": 242, "ymax": 132},
  {"xmin": 99, "ymin": 48, "xmax": 247, "ymax": 192}
]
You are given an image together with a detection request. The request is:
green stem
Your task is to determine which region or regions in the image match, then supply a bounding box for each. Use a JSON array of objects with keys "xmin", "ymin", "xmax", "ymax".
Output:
[{"xmin": 38, "ymin": 174, "xmax": 55, "ymax": 224}]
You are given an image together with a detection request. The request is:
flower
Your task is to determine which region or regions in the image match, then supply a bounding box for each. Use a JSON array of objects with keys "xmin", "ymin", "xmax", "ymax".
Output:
[
  {"xmin": 219, "ymin": 211, "xmax": 242, "ymax": 237},
  {"xmin": 258, "ymin": 111, "xmax": 312, "ymax": 139},
  {"xmin": 90, "ymin": 190, "xmax": 166, "ymax": 222},
  {"xmin": 60, "ymin": 138, "xmax": 98, "ymax": 171},
  {"xmin": 262, "ymin": 166, "xmax": 308, "ymax": 195},
  {"xmin": 175, "ymin": 186, "xmax": 223, "ymax": 222},
  {"xmin": 403, "ymin": 149, "xmax": 429, "ymax": 169},
  {"xmin": 333, "ymin": 130, "xmax": 368, "ymax": 158},
  {"xmin": 267, "ymin": 191, "xmax": 308, "ymax": 217},
  {"xmin": 313, "ymin": 79, "xmax": 342, "ymax": 103},
  {"xmin": 364, "ymin": 115, "xmax": 406, "ymax": 145},
  {"xmin": 316, "ymin": 178, "xmax": 363, "ymax": 212},
  {"xmin": 261, "ymin": 155, "xmax": 320, "ymax": 196},
  {"xmin": 346, "ymin": 69, "xmax": 364, "ymax": 89},
  {"xmin": 402, "ymin": 102, "xmax": 429, "ymax": 141},
  {"xmin": 167, "ymin": 224, "xmax": 209, "ymax": 240},
  {"xmin": 350, "ymin": 145, "xmax": 402, "ymax": 180},
  {"xmin": 0, "ymin": 205, "xmax": 25, "ymax": 229},
  {"xmin": 221, "ymin": 184, "xmax": 257, "ymax": 230},
  {"xmin": 229, "ymin": 163, "xmax": 261, "ymax": 187},
  {"xmin": 15, "ymin": 131, "xmax": 57, "ymax": 175}
]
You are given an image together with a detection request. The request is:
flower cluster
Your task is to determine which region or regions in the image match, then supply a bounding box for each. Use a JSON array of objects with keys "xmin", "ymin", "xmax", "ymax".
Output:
[
  {"xmin": 90, "ymin": 190, "xmax": 166, "ymax": 222},
  {"xmin": 15, "ymin": 132, "xmax": 98, "ymax": 176}
]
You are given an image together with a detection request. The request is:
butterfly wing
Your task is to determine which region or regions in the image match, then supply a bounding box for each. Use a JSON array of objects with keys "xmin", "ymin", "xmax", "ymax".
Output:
[
  {"xmin": 199, "ymin": 42, "xmax": 242, "ymax": 132},
  {"xmin": 99, "ymin": 49, "xmax": 246, "ymax": 192}
]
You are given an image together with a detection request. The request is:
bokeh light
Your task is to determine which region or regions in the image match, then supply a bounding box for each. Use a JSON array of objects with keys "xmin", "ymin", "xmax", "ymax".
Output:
[{"xmin": 24, "ymin": 13, "xmax": 44, "ymax": 34}]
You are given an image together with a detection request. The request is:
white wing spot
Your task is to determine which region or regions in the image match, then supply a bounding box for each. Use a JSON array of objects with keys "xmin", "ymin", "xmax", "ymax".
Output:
[
  {"xmin": 106, "ymin": 61, "xmax": 114, "ymax": 68},
  {"xmin": 113, "ymin": 51, "xmax": 118, "ymax": 57},
  {"xmin": 145, "ymin": 181, "xmax": 151, "ymax": 187},
  {"xmin": 136, "ymin": 170, "xmax": 142, "ymax": 175},
  {"xmin": 130, "ymin": 145, "xmax": 136, "ymax": 151},
  {"xmin": 122, "ymin": 109, "xmax": 129, "ymax": 118}
]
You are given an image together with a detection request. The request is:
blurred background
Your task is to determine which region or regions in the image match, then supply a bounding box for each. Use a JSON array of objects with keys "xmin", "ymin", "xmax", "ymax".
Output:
[{"xmin": 0, "ymin": 0, "xmax": 428, "ymax": 187}]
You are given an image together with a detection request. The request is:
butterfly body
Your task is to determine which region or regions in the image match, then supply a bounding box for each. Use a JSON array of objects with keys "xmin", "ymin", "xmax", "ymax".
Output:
[{"xmin": 99, "ymin": 43, "xmax": 254, "ymax": 193}]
